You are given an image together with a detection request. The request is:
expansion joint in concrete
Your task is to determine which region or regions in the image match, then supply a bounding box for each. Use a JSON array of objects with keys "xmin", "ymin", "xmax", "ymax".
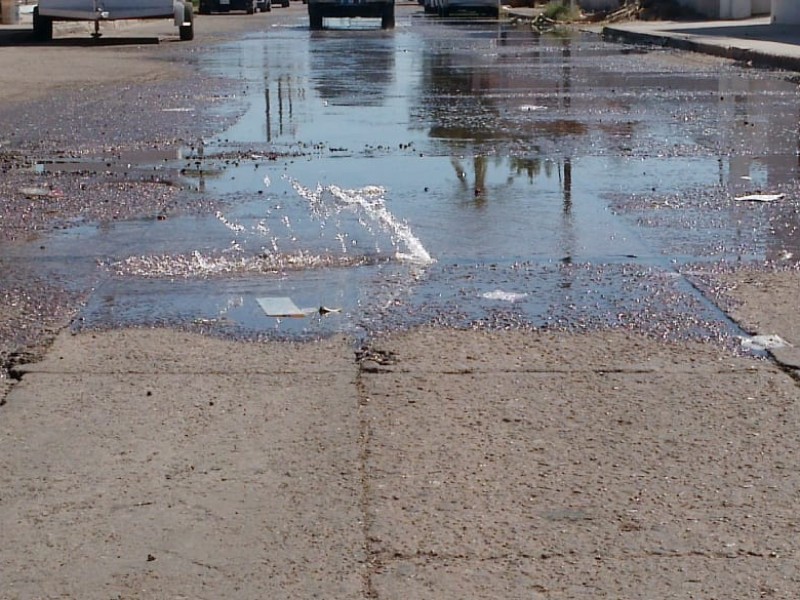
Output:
[{"xmin": 355, "ymin": 367, "xmax": 379, "ymax": 599}]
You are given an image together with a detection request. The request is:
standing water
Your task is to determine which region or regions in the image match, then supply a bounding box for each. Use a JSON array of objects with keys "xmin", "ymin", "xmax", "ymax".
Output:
[{"xmin": 37, "ymin": 12, "xmax": 800, "ymax": 342}]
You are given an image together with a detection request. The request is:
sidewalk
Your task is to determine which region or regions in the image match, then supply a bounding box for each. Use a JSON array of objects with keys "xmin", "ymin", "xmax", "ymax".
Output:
[
  {"xmin": 2, "ymin": 321, "xmax": 800, "ymax": 596},
  {"xmin": 603, "ymin": 16, "xmax": 800, "ymax": 72}
]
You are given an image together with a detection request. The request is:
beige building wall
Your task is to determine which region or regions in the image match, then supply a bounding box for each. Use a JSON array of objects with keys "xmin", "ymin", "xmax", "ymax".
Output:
[{"xmin": 772, "ymin": 0, "xmax": 800, "ymax": 23}]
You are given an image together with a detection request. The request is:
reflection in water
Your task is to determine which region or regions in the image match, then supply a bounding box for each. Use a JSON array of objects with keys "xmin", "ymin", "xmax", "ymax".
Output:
[
  {"xmin": 414, "ymin": 21, "xmax": 800, "ymax": 264},
  {"xmin": 309, "ymin": 33, "xmax": 395, "ymax": 105},
  {"xmin": 56, "ymin": 19, "xmax": 800, "ymax": 339},
  {"xmin": 265, "ymin": 75, "xmax": 303, "ymax": 142}
]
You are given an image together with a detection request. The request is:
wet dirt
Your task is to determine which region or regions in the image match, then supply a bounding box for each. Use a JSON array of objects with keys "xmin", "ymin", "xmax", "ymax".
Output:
[{"xmin": 2, "ymin": 8, "xmax": 800, "ymax": 373}]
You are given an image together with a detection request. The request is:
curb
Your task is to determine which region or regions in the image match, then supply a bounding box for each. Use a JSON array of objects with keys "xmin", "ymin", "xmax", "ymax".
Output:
[{"xmin": 602, "ymin": 24, "xmax": 800, "ymax": 73}]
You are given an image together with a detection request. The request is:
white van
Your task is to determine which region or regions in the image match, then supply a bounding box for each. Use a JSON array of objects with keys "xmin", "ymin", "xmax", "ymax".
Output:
[{"xmin": 33, "ymin": 0, "xmax": 195, "ymax": 41}]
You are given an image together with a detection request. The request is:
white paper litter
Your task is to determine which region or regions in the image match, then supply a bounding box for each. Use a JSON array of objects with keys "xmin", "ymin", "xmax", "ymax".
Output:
[
  {"xmin": 256, "ymin": 297, "xmax": 309, "ymax": 318},
  {"xmin": 739, "ymin": 334, "xmax": 790, "ymax": 352},
  {"xmin": 481, "ymin": 290, "xmax": 528, "ymax": 302},
  {"xmin": 256, "ymin": 297, "xmax": 341, "ymax": 318},
  {"xmin": 734, "ymin": 193, "xmax": 785, "ymax": 203}
]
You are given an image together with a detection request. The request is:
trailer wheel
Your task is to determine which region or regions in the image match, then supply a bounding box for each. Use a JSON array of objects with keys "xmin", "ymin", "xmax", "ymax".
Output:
[
  {"xmin": 32, "ymin": 7, "xmax": 53, "ymax": 41},
  {"xmin": 380, "ymin": 4, "xmax": 394, "ymax": 28},
  {"xmin": 308, "ymin": 5, "xmax": 323, "ymax": 29},
  {"xmin": 179, "ymin": 2, "xmax": 194, "ymax": 40}
]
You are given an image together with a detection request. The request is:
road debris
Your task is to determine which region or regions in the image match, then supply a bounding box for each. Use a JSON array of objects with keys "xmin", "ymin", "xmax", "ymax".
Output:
[
  {"xmin": 734, "ymin": 193, "xmax": 785, "ymax": 203},
  {"xmin": 256, "ymin": 297, "xmax": 341, "ymax": 318},
  {"xmin": 739, "ymin": 334, "xmax": 790, "ymax": 352}
]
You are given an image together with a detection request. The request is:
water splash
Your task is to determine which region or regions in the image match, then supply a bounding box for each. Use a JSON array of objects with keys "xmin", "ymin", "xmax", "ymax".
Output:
[
  {"xmin": 292, "ymin": 181, "xmax": 434, "ymax": 265},
  {"xmin": 110, "ymin": 180, "xmax": 432, "ymax": 278},
  {"xmin": 111, "ymin": 249, "xmax": 389, "ymax": 278}
]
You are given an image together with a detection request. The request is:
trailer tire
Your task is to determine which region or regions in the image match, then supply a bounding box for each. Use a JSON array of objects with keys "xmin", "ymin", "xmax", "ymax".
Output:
[
  {"xmin": 308, "ymin": 5, "xmax": 323, "ymax": 29},
  {"xmin": 179, "ymin": 2, "xmax": 194, "ymax": 40},
  {"xmin": 380, "ymin": 3, "xmax": 394, "ymax": 28},
  {"xmin": 32, "ymin": 7, "xmax": 53, "ymax": 41}
]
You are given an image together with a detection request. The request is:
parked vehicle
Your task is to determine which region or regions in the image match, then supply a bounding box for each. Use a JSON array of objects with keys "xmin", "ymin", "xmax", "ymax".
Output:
[
  {"xmin": 427, "ymin": 0, "xmax": 498, "ymax": 17},
  {"xmin": 307, "ymin": 0, "xmax": 394, "ymax": 29},
  {"xmin": 198, "ymin": 0, "xmax": 262, "ymax": 14},
  {"xmin": 33, "ymin": 0, "xmax": 194, "ymax": 41},
  {"xmin": 271, "ymin": 0, "xmax": 290, "ymax": 7}
]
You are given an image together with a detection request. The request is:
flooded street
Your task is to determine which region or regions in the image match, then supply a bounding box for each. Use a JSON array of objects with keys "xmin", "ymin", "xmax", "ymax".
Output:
[{"xmin": 7, "ymin": 6, "xmax": 800, "ymax": 344}]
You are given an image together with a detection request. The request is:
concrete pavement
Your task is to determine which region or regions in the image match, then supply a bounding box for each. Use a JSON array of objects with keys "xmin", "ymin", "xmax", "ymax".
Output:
[
  {"xmin": 2, "ymin": 7, "xmax": 800, "ymax": 598},
  {"xmin": 2, "ymin": 322, "xmax": 800, "ymax": 597},
  {"xmin": 602, "ymin": 16, "xmax": 800, "ymax": 72}
]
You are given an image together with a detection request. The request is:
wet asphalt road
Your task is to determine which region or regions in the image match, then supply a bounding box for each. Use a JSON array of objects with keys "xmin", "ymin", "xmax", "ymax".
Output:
[{"xmin": 2, "ymin": 4, "xmax": 800, "ymax": 374}]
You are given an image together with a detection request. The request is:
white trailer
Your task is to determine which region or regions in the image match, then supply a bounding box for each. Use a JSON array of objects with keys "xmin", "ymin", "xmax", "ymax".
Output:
[{"xmin": 33, "ymin": 0, "xmax": 194, "ymax": 41}]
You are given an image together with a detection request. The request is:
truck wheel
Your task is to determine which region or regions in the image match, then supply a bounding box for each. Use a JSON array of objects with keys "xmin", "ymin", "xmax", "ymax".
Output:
[
  {"xmin": 380, "ymin": 4, "xmax": 394, "ymax": 28},
  {"xmin": 179, "ymin": 2, "xmax": 194, "ymax": 40},
  {"xmin": 247, "ymin": 0, "xmax": 255, "ymax": 14},
  {"xmin": 308, "ymin": 5, "xmax": 323, "ymax": 29},
  {"xmin": 281, "ymin": 0, "xmax": 289, "ymax": 6},
  {"xmin": 32, "ymin": 7, "xmax": 53, "ymax": 41},
  {"xmin": 199, "ymin": 1, "xmax": 211, "ymax": 15}
]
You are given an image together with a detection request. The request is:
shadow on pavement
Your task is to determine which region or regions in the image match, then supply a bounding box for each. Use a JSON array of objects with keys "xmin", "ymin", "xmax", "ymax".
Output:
[
  {"xmin": 665, "ymin": 23, "xmax": 800, "ymax": 46},
  {"xmin": 0, "ymin": 27, "xmax": 161, "ymax": 46}
]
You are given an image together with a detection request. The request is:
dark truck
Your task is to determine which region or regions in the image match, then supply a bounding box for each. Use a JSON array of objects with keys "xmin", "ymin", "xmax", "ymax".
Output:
[{"xmin": 307, "ymin": 0, "xmax": 394, "ymax": 29}]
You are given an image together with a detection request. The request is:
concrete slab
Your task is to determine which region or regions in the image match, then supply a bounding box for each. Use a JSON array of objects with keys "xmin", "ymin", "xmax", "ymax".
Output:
[
  {"xmin": 361, "ymin": 330, "xmax": 800, "ymax": 596},
  {"xmin": 3, "ymin": 327, "xmax": 800, "ymax": 596},
  {"xmin": 362, "ymin": 328, "xmax": 759, "ymax": 373},
  {"xmin": 15, "ymin": 328, "xmax": 356, "ymax": 375},
  {"xmin": 709, "ymin": 269, "xmax": 800, "ymax": 370},
  {"xmin": 0, "ymin": 363, "xmax": 364, "ymax": 598},
  {"xmin": 374, "ymin": 556, "xmax": 797, "ymax": 598}
]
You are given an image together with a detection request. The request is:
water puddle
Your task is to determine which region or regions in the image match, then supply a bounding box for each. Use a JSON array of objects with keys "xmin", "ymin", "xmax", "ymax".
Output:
[{"xmin": 12, "ymin": 15, "xmax": 800, "ymax": 344}]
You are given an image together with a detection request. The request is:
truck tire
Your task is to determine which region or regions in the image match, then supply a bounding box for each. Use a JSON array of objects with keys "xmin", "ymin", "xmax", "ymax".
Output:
[
  {"xmin": 380, "ymin": 4, "xmax": 394, "ymax": 28},
  {"xmin": 247, "ymin": 0, "xmax": 255, "ymax": 14},
  {"xmin": 179, "ymin": 2, "xmax": 194, "ymax": 40},
  {"xmin": 199, "ymin": 0, "xmax": 211, "ymax": 14},
  {"xmin": 308, "ymin": 5, "xmax": 323, "ymax": 29},
  {"xmin": 32, "ymin": 7, "xmax": 53, "ymax": 41}
]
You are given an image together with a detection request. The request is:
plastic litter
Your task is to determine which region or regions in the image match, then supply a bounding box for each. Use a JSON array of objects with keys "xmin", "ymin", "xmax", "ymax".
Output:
[
  {"xmin": 739, "ymin": 334, "xmax": 790, "ymax": 352},
  {"xmin": 734, "ymin": 193, "xmax": 785, "ymax": 203},
  {"xmin": 256, "ymin": 297, "xmax": 341, "ymax": 318}
]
